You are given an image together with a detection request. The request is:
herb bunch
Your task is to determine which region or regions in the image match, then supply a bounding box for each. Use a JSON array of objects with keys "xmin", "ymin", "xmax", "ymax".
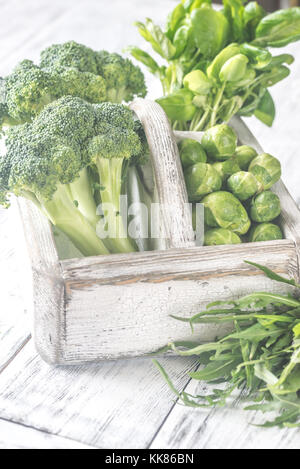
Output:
[
  {"xmin": 155, "ymin": 262, "xmax": 300, "ymax": 428},
  {"xmin": 130, "ymin": 0, "xmax": 300, "ymax": 131}
]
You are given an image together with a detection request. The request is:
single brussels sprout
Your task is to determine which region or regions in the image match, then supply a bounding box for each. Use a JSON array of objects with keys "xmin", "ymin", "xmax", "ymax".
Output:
[
  {"xmin": 204, "ymin": 228, "xmax": 242, "ymax": 246},
  {"xmin": 183, "ymin": 70, "xmax": 212, "ymax": 95},
  {"xmin": 227, "ymin": 171, "xmax": 259, "ymax": 201},
  {"xmin": 219, "ymin": 54, "xmax": 249, "ymax": 83},
  {"xmin": 249, "ymin": 223, "xmax": 283, "ymax": 242},
  {"xmin": 184, "ymin": 163, "xmax": 222, "ymax": 201},
  {"xmin": 202, "ymin": 191, "xmax": 251, "ymax": 235},
  {"xmin": 250, "ymin": 190, "xmax": 281, "ymax": 222},
  {"xmin": 201, "ymin": 124, "xmax": 237, "ymax": 161},
  {"xmin": 212, "ymin": 158, "xmax": 240, "ymax": 181},
  {"xmin": 179, "ymin": 139, "xmax": 207, "ymax": 169},
  {"xmin": 249, "ymin": 153, "xmax": 281, "ymax": 190},
  {"xmin": 235, "ymin": 145, "xmax": 258, "ymax": 170}
]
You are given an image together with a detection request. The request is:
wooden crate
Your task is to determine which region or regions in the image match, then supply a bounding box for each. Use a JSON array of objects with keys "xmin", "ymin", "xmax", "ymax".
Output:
[{"xmin": 17, "ymin": 99, "xmax": 300, "ymax": 365}]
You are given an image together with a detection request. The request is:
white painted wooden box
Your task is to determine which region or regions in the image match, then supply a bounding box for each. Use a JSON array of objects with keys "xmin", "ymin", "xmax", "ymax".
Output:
[{"xmin": 17, "ymin": 99, "xmax": 300, "ymax": 365}]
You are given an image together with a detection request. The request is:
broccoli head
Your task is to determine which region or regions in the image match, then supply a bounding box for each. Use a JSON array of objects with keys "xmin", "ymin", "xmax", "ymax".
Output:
[
  {"xmin": 0, "ymin": 96, "xmax": 148, "ymax": 256},
  {"xmin": 0, "ymin": 41, "xmax": 146, "ymax": 129},
  {"xmin": 96, "ymin": 50, "xmax": 147, "ymax": 103}
]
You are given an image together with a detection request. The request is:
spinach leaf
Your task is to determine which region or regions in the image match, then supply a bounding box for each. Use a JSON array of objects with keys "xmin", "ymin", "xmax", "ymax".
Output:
[{"xmin": 255, "ymin": 7, "xmax": 300, "ymax": 48}]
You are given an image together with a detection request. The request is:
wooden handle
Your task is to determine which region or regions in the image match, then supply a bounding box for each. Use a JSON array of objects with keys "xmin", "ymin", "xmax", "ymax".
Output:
[{"xmin": 130, "ymin": 99, "xmax": 195, "ymax": 250}]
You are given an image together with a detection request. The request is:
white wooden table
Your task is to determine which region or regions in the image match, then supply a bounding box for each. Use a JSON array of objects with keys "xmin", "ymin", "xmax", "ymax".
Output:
[{"xmin": 1, "ymin": 0, "xmax": 300, "ymax": 449}]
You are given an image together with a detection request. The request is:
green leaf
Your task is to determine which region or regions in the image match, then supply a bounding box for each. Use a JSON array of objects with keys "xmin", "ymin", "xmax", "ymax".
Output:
[
  {"xmin": 191, "ymin": 4, "xmax": 230, "ymax": 59},
  {"xmin": 224, "ymin": 323, "xmax": 282, "ymax": 343},
  {"xmin": 127, "ymin": 47, "xmax": 162, "ymax": 76},
  {"xmin": 255, "ymin": 7, "xmax": 300, "ymax": 48},
  {"xmin": 223, "ymin": 0, "xmax": 246, "ymax": 43},
  {"xmin": 135, "ymin": 19, "xmax": 176, "ymax": 59},
  {"xmin": 293, "ymin": 323, "xmax": 300, "ymax": 338},
  {"xmin": 166, "ymin": 3, "xmax": 186, "ymax": 40},
  {"xmin": 254, "ymin": 90, "xmax": 275, "ymax": 127},
  {"xmin": 243, "ymin": 1, "xmax": 266, "ymax": 40},
  {"xmin": 189, "ymin": 359, "xmax": 240, "ymax": 382},
  {"xmin": 245, "ymin": 260, "xmax": 300, "ymax": 288},
  {"xmin": 156, "ymin": 89, "xmax": 196, "ymax": 122}
]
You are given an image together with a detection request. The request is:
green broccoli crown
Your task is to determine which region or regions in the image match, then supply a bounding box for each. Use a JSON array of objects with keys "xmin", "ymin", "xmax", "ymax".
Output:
[
  {"xmin": 0, "ymin": 41, "xmax": 146, "ymax": 128},
  {"xmin": 40, "ymin": 41, "xmax": 98, "ymax": 73},
  {"xmin": 96, "ymin": 51, "xmax": 147, "ymax": 102},
  {"xmin": 89, "ymin": 102, "xmax": 142, "ymax": 161},
  {"xmin": 0, "ymin": 96, "xmax": 147, "ymax": 205},
  {"xmin": 4, "ymin": 60, "xmax": 60, "ymax": 123}
]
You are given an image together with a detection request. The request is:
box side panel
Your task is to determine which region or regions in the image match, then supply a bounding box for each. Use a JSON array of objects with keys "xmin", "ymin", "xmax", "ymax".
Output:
[{"xmin": 61, "ymin": 240, "xmax": 298, "ymax": 363}]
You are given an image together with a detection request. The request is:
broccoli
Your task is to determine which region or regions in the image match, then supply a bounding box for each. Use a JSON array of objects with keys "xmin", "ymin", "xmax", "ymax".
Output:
[
  {"xmin": 0, "ymin": 41, "xmax": 146, "ymax": 129},
  {"xmin": 0, "ymin": 96, "xmax": 146, "ymax": 256}
]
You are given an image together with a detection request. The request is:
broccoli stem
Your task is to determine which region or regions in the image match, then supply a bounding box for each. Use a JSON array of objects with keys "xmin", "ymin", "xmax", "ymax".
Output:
[
  {"xmin": 68, "ymin": 167, "xmax": 100, "ymax": 228},
  {"xmin": 96, "ymin": 157, "xmax": 137, "ymax": 253},
  {"xmin": 37, "ymin": 183, "xmax": 110, "ymax": 257}
]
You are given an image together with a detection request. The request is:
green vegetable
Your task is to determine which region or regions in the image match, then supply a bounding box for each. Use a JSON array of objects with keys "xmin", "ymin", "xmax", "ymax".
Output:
[
  {"xmin": 155, "ymin": 261, "xmax": 300, "ymax": 428},
  {"xmin": 179, "ymin": 139, "xmax": 207, "ymax": 168},
  {"xmin": 250, "ymin": 191, "xmax": 281, "ymax": 223},
  {"xmin": 255, "ymin": 8, "xmax": 300, "ymax": 48},
  {"xmin": 184, "ymin": 163, "xmax": 222, "ymax": 201},
  {"xmin": 254, "ymin": 90, "xmax": 275, "ymax": 127},
  {"xmin": 212, "ymin": 158, "xmax": 240, "ymax": 181},
  {"xmin": 0, "ymin": 97, "xmax": 146, "ymax": 256},
  {"xmin": 202, "ymin": 191, "xmax": 251, "ymax": 235},
  {"xmin": 235, "ymin": 145, "xmax": 257, "ymax": 170},
  {"xmin": 227, "ymin": 171, "xmax": 259, "ymax": 201},
  {"xmin": 249, "ymin": 223, "xmax": 283, "ymax": 242},
  {"xmin": 219, "ymin": 54, "xmax": 248, "ymax": 83},
  {"xmin": 249, "ymin": 153, "xmax": 281, "ymax": 190},
  {"xmin": 156, "ymin": 89, "xmax": 196, "ymax": 122},
  {"xmin": 132, "ymin": 1, "xmax": 300, "ymax": 131},
  {"xmin": 191, "ymin": 4, "xmax": 230, "ymax": 58},
  {"xmin": 201, "ymin": 124, "xmax": 237, "ymax": 160},
  {"xmin": 0, "ymin": 41, "xmax": 146, "ymax": 129},
  {"xmin": 204, "ymin": 228, "xmax": 241, "ymax": 246}
]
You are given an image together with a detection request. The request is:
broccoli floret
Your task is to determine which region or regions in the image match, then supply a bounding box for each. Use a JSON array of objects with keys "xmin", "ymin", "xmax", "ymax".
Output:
[
  {"xmin": 96, "ymin": 50, "xmax": 147, "ymax": 103},
  {"xmin": 40, "ymin": 41, "xmax": 98, "ymax": 74},
  {"xmin": 88, "ymin": 102, "xmax": 143, "ymax": 253},
  {"xmin": 0, "ymin": 96, "xmax": 147, "ymax": 256},
  {"xmin": 4, "ymin": 60, "xmax": 60, "ymax": 124},
  {"xmin": 0, "ymin": 41, "xmax": 146, "ymax": 130}
]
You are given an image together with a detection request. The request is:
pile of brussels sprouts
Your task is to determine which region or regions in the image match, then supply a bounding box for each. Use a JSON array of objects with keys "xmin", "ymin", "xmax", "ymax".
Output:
[{"xmin": 179, "ymin": 124, "xmax": 283, "ymax": 246}]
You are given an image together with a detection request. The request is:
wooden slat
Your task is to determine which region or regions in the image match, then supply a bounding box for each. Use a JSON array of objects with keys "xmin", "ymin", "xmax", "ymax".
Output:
[
  {"xmin": 0, "ymin": 418, "xmax": 94, "ymax": 449},
  {"xmin": 58, "ymin": 240, "xmax": 298, "ymax": 363},
  {"xmin": 0, "ymin": 340, "xmax": 197, "ymax": 449},
  {"xmin": 149, "ymin": 379, "xmax": 300, "ymax": 450},
  {"xmin": 130, "ymin": 99, "xmax": 195, "ymax": 250}
]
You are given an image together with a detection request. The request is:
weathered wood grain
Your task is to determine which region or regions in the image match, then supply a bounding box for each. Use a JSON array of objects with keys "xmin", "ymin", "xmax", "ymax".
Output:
[
  {"xmin": 17, "ymin": 198, "xmax": 65, "ymax": 365},
  {"xmin": 0, "ymin": 418, "xmax": 94, "ymax": 449},
  {"xmin": 130, "ymin": 99, "xmax": 195, "ymax": 250},
  {"xmin": 149, "ymin": 378, "xmax": 300, "ymax": 450},
  {"xmin": 0, "ymin": 340, "xmax": 197, "ymax": 449}
]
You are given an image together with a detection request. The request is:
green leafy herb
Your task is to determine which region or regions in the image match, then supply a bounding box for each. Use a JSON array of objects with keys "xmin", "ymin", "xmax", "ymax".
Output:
[{"xmin": 155, "ymin": 261, "xmax": 300, "ymax": 428}]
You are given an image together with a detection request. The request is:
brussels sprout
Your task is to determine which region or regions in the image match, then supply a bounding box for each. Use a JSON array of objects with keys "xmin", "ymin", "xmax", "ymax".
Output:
[
  {"xmin": 227, "ymin": 171, "xmax": 259, "ymax": 201},
  {"xmin": 202, "ymin": 191, "xmax": 251, "ymax": 235},
  {"xmin": 201, "ymin": 124, "xmax": 237, "ymax": 161},
  {"xmin": 212, "ymin": 158, "xmax": 241, "ymax": 181},
  {"xmin": 250, "ymin": 190, "xmax": 281, "ymax": 222},
  {"xmin": 235, "ymin": 145, "xmax": 258, "ymax": 170},
  {"xmin": 204, "ymin": 228, "xmax": 242, "ymax": 246},
  {"xmin": 184, "ymin": 163, "xmax": 222, "ymax": 201},
  {"xmin": 249, "ymin": 223, "xmax": 283, "ymax": 242},
  {"xmin": 183, "ymin": 70, "xmax": 212, "ymax": 95},
  {"xmin": 179, "ymin": 139, "xmax": 207, "ymax": 168},
  {"xmin": 249, "ymin": 153, "xmax": 281, "ymax": 190},
  {"xmin": 219, "ymin": 54, "xmax": 249, "ymax": 83}
]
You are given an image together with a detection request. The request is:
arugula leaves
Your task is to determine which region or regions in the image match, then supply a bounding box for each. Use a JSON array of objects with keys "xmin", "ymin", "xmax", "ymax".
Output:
[{"xmin": 155, "ymin": 261, "xmax": 300, "ymax": 428}]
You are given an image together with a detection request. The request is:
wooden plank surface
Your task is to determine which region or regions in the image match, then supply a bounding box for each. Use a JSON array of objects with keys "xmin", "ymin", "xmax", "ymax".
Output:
[{"xmin": 1, "ymin": 0, "xmax": 300, "ymax": 449}]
